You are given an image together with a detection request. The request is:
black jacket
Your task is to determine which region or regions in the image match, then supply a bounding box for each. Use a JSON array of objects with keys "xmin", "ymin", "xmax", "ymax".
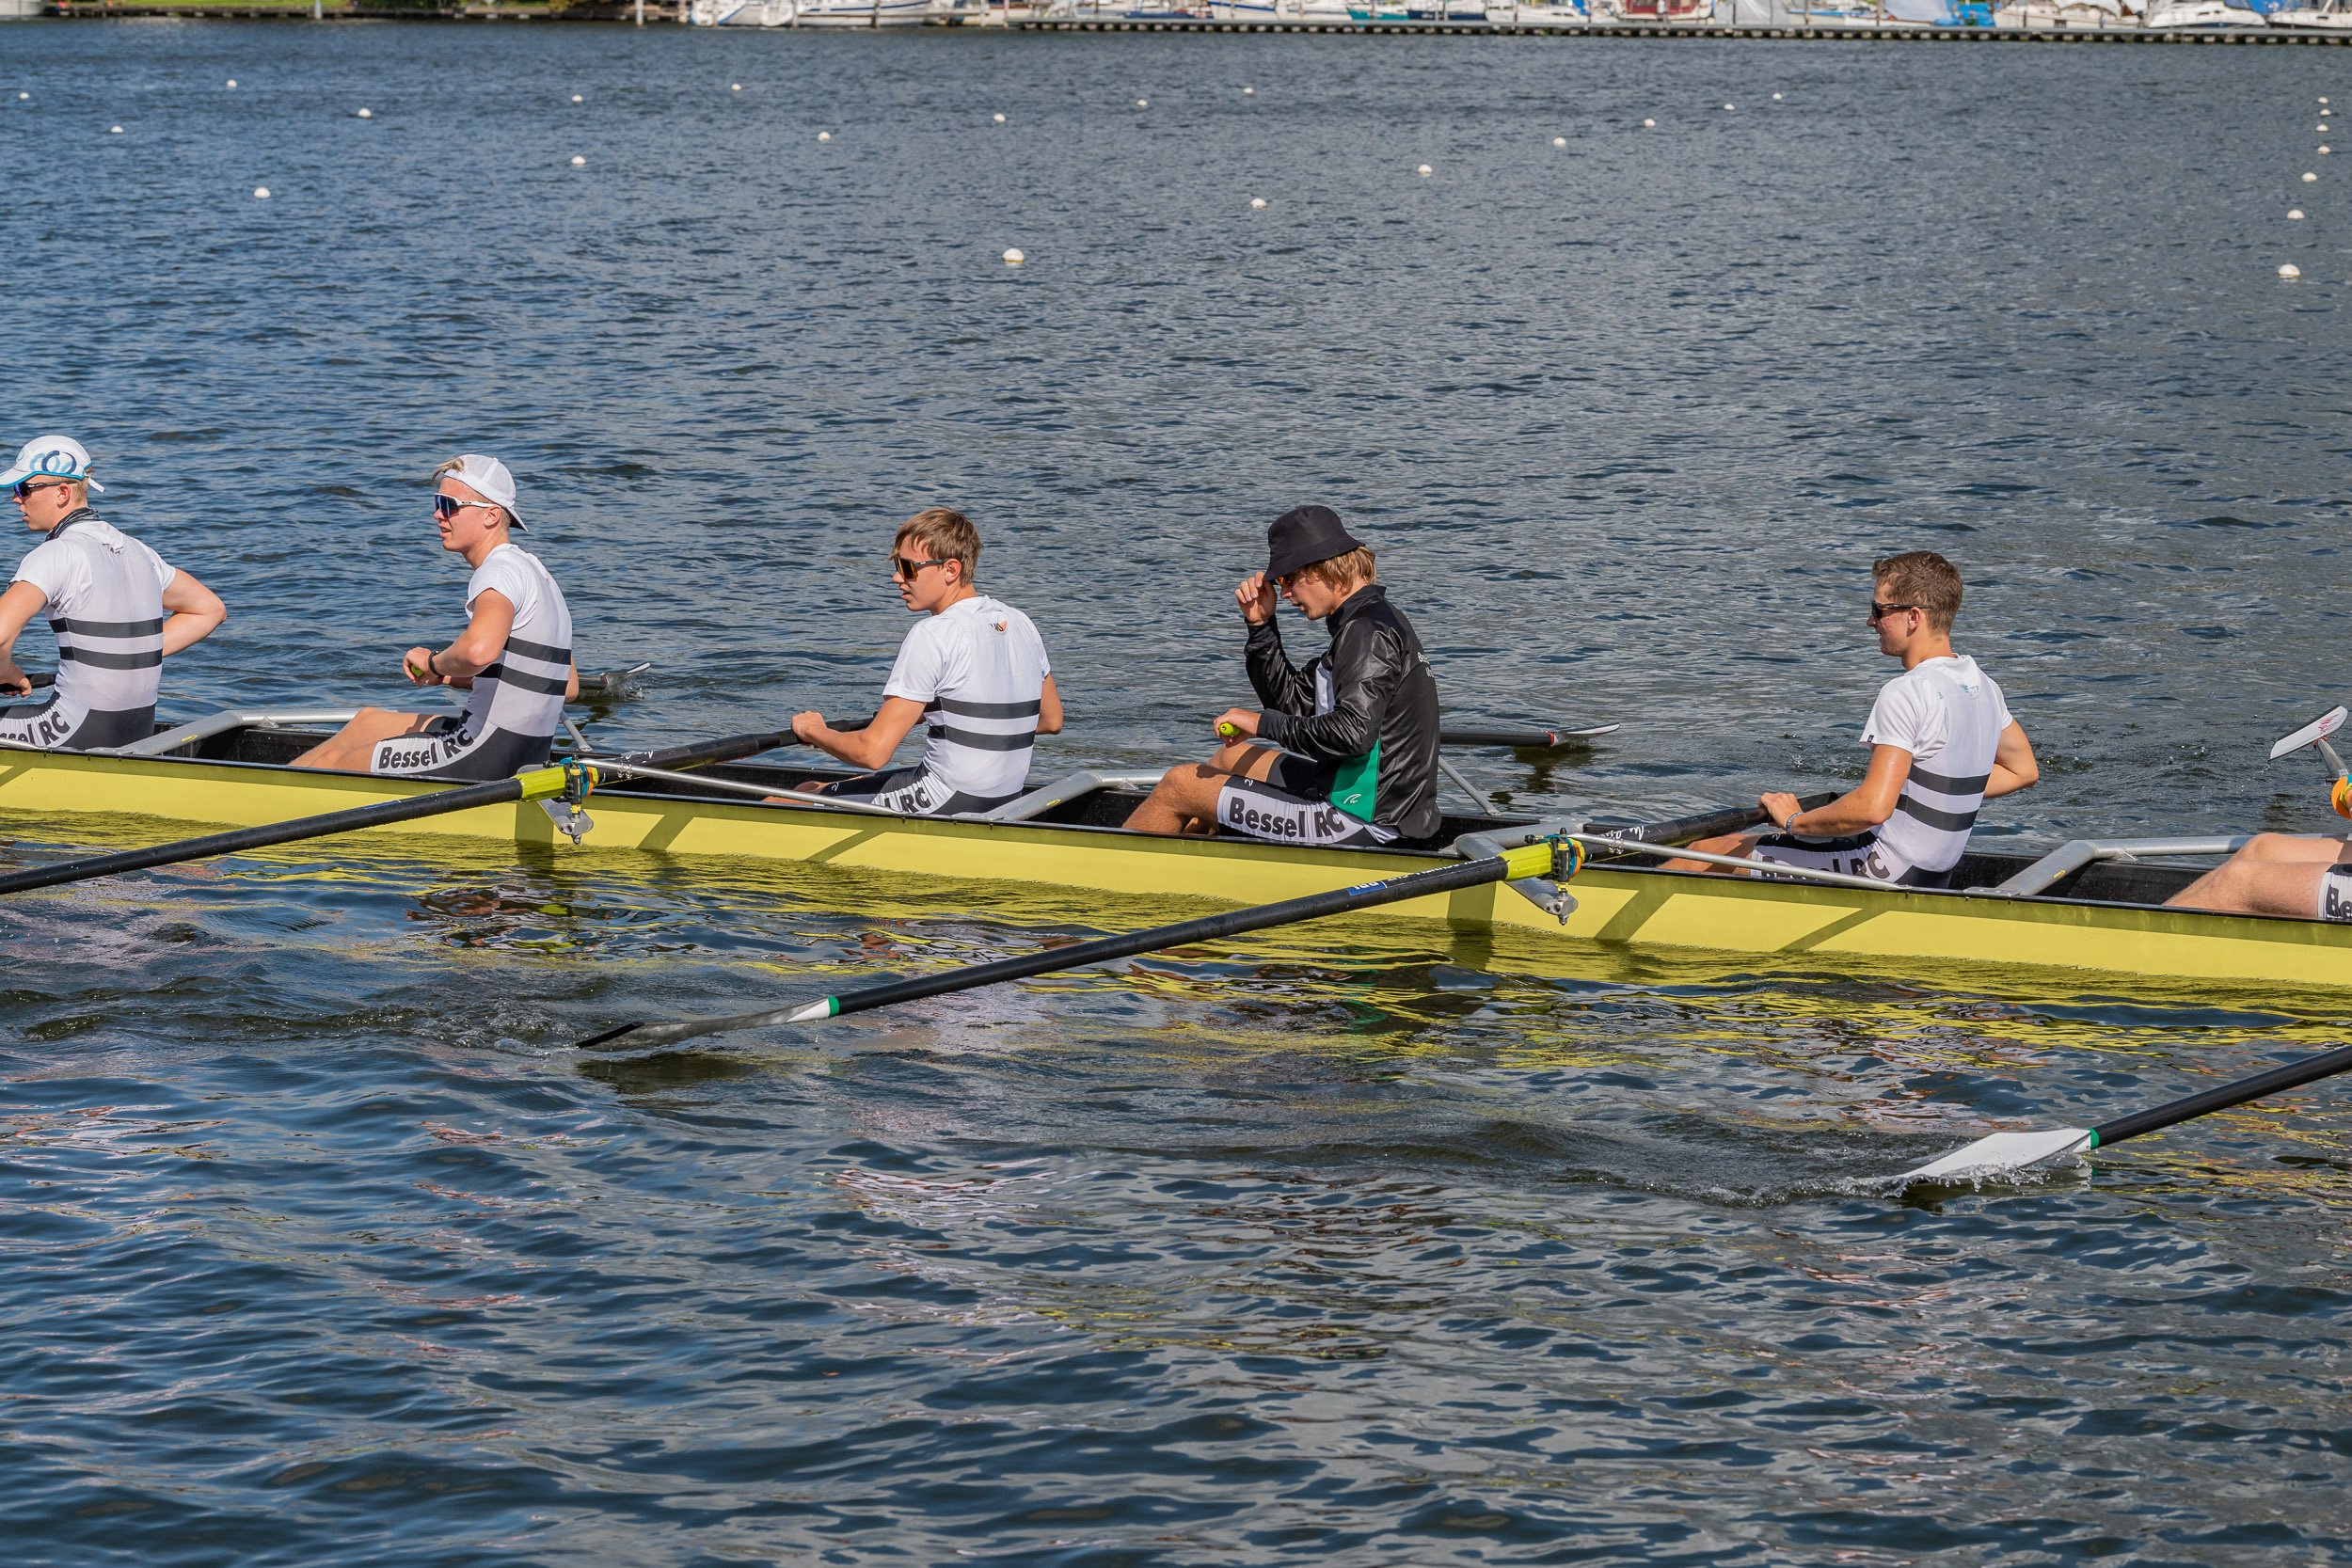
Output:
[{"xmin": 1247, "ymin": 584, "xmax": 1441, "ymax": 840}]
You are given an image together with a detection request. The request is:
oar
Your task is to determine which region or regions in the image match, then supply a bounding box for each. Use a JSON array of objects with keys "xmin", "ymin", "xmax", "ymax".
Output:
[
  {"xmin": 574, "ymin": 661, "xmax": 652, "ymax": 699},
  {"xmin": 0, "ymin": 729, "xmax": 787, "ymax": 899},
  {"xmin": 573, "ymin": 837, "xmax": 1577, "ymax": 1053},
  {"xmin": 0, "ymin": 671, "xmax": 56, "ymax": 694},
  {"xmin": 1440, "ymin": 724, "xmax": 1618, "ymax": 749},
  {"xmin": 1895, "ymin": 1042, "xmax": 2352, "ymax": 1187}
]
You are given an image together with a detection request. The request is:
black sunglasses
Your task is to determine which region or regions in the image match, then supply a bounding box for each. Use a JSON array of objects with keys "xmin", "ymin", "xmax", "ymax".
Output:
[
  {"xmin": 1868, "ymin": 600, "xmax": 1922, "ymax": 624},
  {"xmin": 892, "ymin": 554, "xmax": 951, "ymax": 581}
]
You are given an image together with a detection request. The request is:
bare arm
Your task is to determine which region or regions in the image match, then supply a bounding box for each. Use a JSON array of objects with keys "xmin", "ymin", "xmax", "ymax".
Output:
[
  {"xmin": 1985, "ymin": 720, "xmax": 2038, "ymax": 800},
  {"xmin": 1761, "ymin": 745, "xmax": 1914, "ymax": 837},
  {"xmin": 0, "ymin": 579, "xmax": 48, "ymax": 694},
  {"xmin": 405, "ymin": 589, "xmax": 516, "ymax": 688},
  {"xmin": 158, "ymin": 570, "xmax": 227, "ymax": 657},
  {"xmin": 1037, "ymin": 673, "xmax": 1062, "ymax": 736},
  {"xmin": 791, "ymin": 694, "xmax": 927, "ymax": 771}
]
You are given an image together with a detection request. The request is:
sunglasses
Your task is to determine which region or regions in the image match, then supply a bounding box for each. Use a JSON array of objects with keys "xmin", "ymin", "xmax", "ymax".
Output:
[
  {"xmin": 12, "ymin": 478, "xmax": 72, "ymax": 502},
  {"xmin": 892, "ymin": 554, "xmax": 952, "ymax": 581},
  {"xmin": 434, "ymin": 493, "xmax": 497, "ymax": 520},
  {"xmin": 1868, "ymin": 600, "xmax": 1922, "ymax": 624}
]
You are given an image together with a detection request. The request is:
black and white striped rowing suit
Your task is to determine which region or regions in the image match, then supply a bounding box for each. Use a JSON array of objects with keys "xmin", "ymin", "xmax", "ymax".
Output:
[
  {"xmin": 0, "ymin": 509, "xmax": 174, "ymax": 752},
  {"xmin": 370, "ymin": 543, "xmax": 573, "ymax": 783},
  {"xmin": 820, "ymin": 594, "xmax": 1051, "ymax": 816},
  {"xmin": 1752, "ymin": 655, "xmax": 2012, "ymax": 890}
]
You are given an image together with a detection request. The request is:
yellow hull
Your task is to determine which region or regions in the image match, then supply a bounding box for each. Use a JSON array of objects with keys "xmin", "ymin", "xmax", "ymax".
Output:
[{"xmin": 0, "ymin": 745, "xmax": 2344, "ymax": 995}]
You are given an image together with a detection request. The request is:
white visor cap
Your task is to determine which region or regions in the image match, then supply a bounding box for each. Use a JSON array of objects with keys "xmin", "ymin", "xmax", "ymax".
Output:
[
  {"xmin": 3, "ymin": 436, "xmax": 103, "ymax": 494},
  {"xmin": 441, "ymin": 452, "xmax": 524, "ymax": 531}
]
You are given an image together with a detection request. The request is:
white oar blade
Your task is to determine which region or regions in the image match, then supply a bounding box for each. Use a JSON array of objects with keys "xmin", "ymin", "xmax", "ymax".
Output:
[
  {"xmin": 1897, "ymin": 1127, "xmax": 2093, "ymax": 1185},
  {"xmin": 2270, "ymin": 706, "xmax": 2346, "ymax": 762}
]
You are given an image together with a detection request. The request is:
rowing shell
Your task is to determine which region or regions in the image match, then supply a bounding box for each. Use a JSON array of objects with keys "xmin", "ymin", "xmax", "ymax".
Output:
[{"xmin": 0, "ymin": 721, "xmax": 2344, "ymax": 995}]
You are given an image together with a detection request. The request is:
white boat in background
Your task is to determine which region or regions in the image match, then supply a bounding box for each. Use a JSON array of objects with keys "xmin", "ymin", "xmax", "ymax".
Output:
[
  {"xmin": 2142, "ymin": 0, "xmax": 2265, "ymax": 23},
  {"xmin": 2269, "ymin": 0, "xmax": 2352, "ymax": 26},
  {"xmin": 696, "ymin": 0, "xmax": 938, "ymax": 22},
  {"xmin": 1992, "ymin": 0, "xmax": 2131, "ymax": 24}
]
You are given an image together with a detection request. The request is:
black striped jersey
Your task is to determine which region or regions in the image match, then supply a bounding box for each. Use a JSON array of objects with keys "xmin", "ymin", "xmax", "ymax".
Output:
[
  {"xmin": 882, "ymin": 594, "xmax": 1051, "ymax": 807},
  {"xmin": 1861, "ymin": 654, "xmax": 2013, "ymax": 874},
  {"xmin": 12, "ymin": 512, "xmax": 174, "ymax": 747},
  {"xmin": 454, "ymin": 544, "xmax": 572, "ymax": 764}
]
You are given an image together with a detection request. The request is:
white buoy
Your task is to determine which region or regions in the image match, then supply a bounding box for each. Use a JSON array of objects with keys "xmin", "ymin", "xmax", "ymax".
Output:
[
  {"xmin": 993, "ymin": 113, "xmax": 1006, "ymax": 123},
  {"xmin": 1136, "ymin": 99, "xmax": 1149, "ymax": 108},
  {"xmin": 1723, "ymin": 103, "xmax": 1734, "ymax": 111},
  {"xmin": 818, "ymin": 132, "xmax": 831, "ymax": 142},
  {"xmin": 571, "ymin": 95, "xmax": 583, "ymax": 103},
  {"xmin": 1552, "ymin": 135, "xmax": 1565, "ymax": 147},
  {"xmin": 570, "ymin": 155, "xmax": 585, "ymax": 166},
  {"xmin": 110, "ymin": 125, "xmax": 122, "ymax": 134},
  {"xmin": 1416, "ymin": 164, "xmax": 1432, "ymax": 176},
  {"xmin": 356, "ymin": 108, "xmax": 371, "ymax": 119},
  {"xmin": 16, "ymin": 93, "xmax": 26, "ymax": 101},
  {"xmin": 1772, "ymin": 92, "xmax": 1783, "ymax": 101},
  {"xmin": 2291, "ymin": 209, "xmax": 2306, "ymax": 219},
  {"xmin": 226, "ymin": 80, "xmax": 237, "ymax": 88},
  {"xmin": 1642, "ymin": 119, "xmax": 1656, "ymax": 128},
  {"xmin": 1249, "ymin": 197, "xmax": 1266, "ymax": 209},
  {"xmin": 1243, "ymin": 87, "xmax": 1254, "ymax": 94},
  {"xmin": 252, "ymin": 186, "xmax": 269, "ymax": 198},
  {"xmin": 2305, "ymin": 171, "xmax": 2320, "ymax": 182},
  {"xmin": 1003, "ymin": 247, "xmax": 1025, "ymax": 264},
  {"xmin": 2322, "ymin": 97, "xmax": 2330, "ymax": 103},
  {"xmin": 2322, "ymin": 147, "xmax": 2333, "ymax": 155},
  {"xmin": 2323, "ymin": 125, "xmax": 2332, "ymax": 133},
  {"xmin": 2280, "ymin": 263, "xmax": 2302, "ymax": 278},
  {"xmin": 732, "ymin": 84, "xmax": 742, "ymax": 92}
]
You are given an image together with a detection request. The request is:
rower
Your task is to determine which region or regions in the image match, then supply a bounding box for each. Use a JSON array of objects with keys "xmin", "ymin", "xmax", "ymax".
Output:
[
  {"xmin": 1123, "ymin": 505, "xmax": 1440, "ymax": 845},
  {"xmin": 2165, "ymin": 833, "xmax": 2352, "ymax": 921},
  {"xmin": 1666, "ymin": 550, "xmax": 2038, "ymax": 887},
  {"xmin": 293, "ymin": 455, "xmax": 579, "ymax": 778},
  {"xmin": 787, "ymin": 507, "xmax": 1061, "ymax": 815},
  {"xmin": 0, "ymin": 436, "xmax": 227, "ymax": 751}
]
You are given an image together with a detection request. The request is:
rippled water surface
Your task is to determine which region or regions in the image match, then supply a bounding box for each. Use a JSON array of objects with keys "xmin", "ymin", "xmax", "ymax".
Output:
[{"xmin": 4, "ymin": 21, "xmax": 2351, "ymax": 1566}]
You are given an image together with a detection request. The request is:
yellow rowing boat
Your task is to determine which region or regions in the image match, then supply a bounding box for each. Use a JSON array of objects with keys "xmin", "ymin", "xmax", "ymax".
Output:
[{"xmin": 0, "ymin": 715, "xmax": 2342, "ymax": 994}]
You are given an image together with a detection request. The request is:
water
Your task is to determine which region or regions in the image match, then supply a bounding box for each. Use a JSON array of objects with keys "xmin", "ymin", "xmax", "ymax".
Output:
[{"xmin": 4, "ymin": 23, "xmax": 2350, "ymax": 1565}]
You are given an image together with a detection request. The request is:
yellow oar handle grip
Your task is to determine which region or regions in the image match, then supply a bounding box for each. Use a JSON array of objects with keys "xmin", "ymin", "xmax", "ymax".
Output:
[
  {"xmin": 1502, "ymin": 842, "xmax": 1556, "ymax": 881},
  {"xmin": 1216, "ymin": 721, "xmax": 1241, "ymax": 741},
  {"xmin": 2333, "ymin": 776, "xmax": 2350, "ymax": 820}
]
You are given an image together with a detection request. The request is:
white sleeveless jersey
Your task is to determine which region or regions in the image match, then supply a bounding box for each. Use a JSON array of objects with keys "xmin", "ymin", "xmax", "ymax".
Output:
[
  {"xmin": 455, "ymin": 544, "xmax": 572, "ymax": 768},
  {"xmin": 9, "ymin": 512, "xmax": 176, "ymax": 749},
  {"xmin": 1861, "ymin": 655, "xmax": 2013, "ymax": 873},
  {"xmin": 881, "ymin": 594, "xmax": 1051, "ymax": 810}
]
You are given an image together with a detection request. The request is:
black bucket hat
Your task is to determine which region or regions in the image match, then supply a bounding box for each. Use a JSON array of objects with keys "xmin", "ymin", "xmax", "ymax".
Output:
[{"xmin": 1265, "ymin": 505, "xmax": 1365, "ymax": 580}]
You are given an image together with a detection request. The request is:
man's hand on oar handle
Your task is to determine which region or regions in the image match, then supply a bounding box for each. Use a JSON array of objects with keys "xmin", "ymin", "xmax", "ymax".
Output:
[
  {"xmin": 1213, "ymin": 708, "xmax": 1262, "ymax": 744},
  {"xmin": 0, "ymin": 657, "xmax": 34, "ymax": 697}
]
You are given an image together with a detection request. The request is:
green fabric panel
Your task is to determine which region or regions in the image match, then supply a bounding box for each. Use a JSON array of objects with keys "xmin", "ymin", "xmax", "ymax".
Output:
[{"xmin": 1330, "ymin": 741, "xmax": 1379, "ymax": 823}]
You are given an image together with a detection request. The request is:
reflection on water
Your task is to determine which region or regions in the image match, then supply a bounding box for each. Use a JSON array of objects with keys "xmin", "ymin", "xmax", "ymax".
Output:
[{"xmin": 3, "ymin": 20, "xmax": 2349, "ymax": 1568}]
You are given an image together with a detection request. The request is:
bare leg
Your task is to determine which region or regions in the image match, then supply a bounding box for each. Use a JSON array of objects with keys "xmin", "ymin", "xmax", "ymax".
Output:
[
  {"xmin": 2166, "ymin": 832, "xmax": 2352, "ymax": 916},
  {"xmin": 1123, "ymin": 744, "xmax": 1283, "ymax": 836},
  {"xmin": 290, "ymin": 708, "xmax": 441, "ymax": 772},
  {"xmin": 1658, "ymin": 832, "xmax": 1765, "ymax": 876}
]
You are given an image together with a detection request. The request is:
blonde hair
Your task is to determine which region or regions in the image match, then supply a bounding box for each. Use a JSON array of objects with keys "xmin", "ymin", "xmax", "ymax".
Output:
[
  {"xmin": 432, "ymin": 457, "xmax": 515, "ymax": 531},
  {"xmin": 1303, "ymin": 544, "xmax": 1376, "ymax": 591},
  {"xmin": 1872, "ymin": 550, "xmax": 1964, "ymax": 634},
  {"xmin": 898, "ymin": 507, "xmax": 981, "ymax": 584}
]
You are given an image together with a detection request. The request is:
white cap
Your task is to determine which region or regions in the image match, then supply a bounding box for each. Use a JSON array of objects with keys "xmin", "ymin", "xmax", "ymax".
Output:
[
  {"xmin": 2, "ymin": 436, "xmax": 103, "ymax": 494},
  {"xmin": 439, "ymin": 452, "xmax": 524, "ymax": 531}
]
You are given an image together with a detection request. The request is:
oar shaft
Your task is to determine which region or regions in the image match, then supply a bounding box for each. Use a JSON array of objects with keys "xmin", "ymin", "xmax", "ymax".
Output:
[
  {"xmin": 825, "ymin": 850, "xmax": 1533, "ymax": 1022},
  {"xmin": 2093, "ymin": 1042, "xmax": 2352, "ymax": 1148},
  {"xmin": 580, "ymin": 843, "xmax": 1555, "ymax": 1050},
  {"xmin": 1586, "ymin": 792, "xmax": 1836, "ymax": 849},
  {"xmin": 0, "ymin": 729, "xmax": 787, "ymax": 898}
]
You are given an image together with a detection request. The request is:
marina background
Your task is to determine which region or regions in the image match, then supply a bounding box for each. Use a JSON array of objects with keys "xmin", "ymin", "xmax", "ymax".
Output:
[{"xmin": 3, "ymin": 26, "xmax": 2348, "ymax": 1565}]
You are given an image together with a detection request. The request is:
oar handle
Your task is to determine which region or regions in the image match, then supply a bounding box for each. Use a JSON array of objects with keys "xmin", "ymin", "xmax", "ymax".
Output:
[
  {"xmin": 2092, "ymin": 1041, "xmax": 2352, "ymax": 1148},
  {"xmin": 1588, "ymin": 792, "xmax": 1837, "ymax": 849},
  {"xmin": 1439, "ymin": 728, "xmax": 1561, "ymax": 749}
]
